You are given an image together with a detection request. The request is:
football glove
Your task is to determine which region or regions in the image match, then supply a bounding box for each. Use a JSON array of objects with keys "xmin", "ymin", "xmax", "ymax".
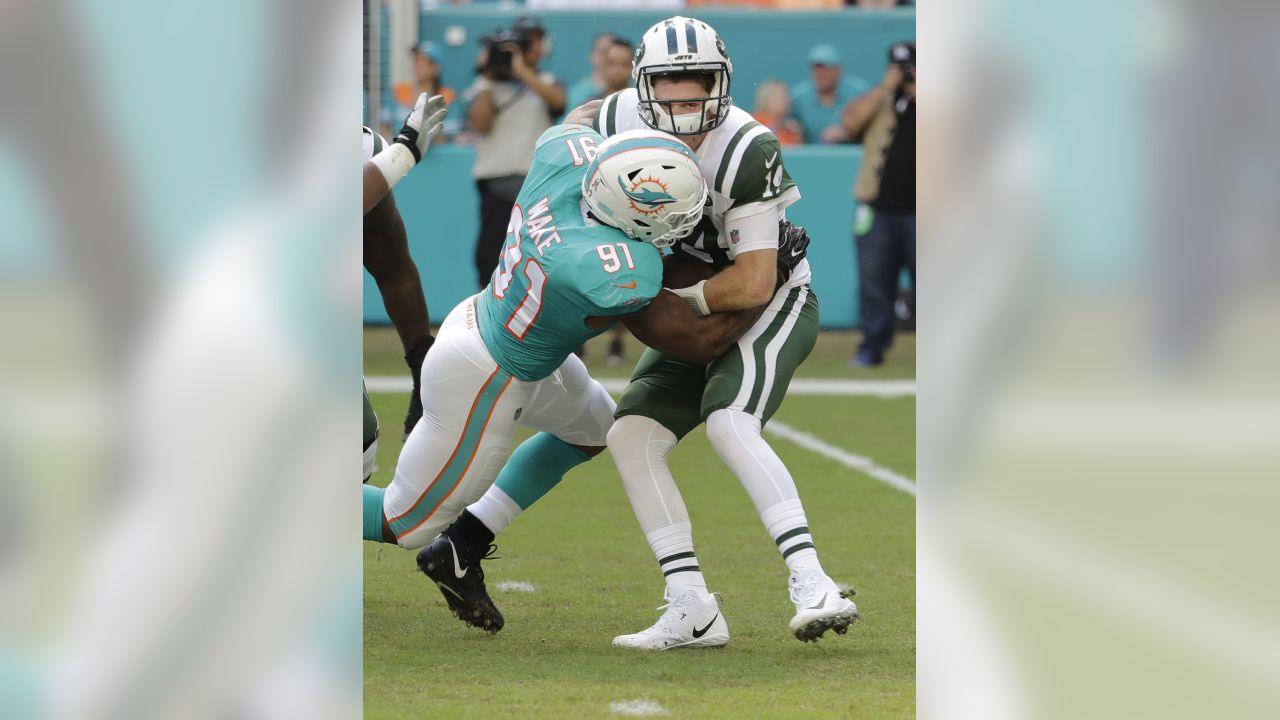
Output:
[
  {"xmin": 775, "ymin": 220, "xmax": 811, "ymax": 288},
  {"xmin": 403, "ymin": 334, "xmax": 435, "ymax": 440},
  {"xmin": 393, "ymin": 93, "xmax": 448, "ymax": 163}
]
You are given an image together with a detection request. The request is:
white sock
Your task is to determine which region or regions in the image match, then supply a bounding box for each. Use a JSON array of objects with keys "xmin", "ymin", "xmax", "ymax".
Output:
[
  {"xmin": 706, "ymin": 409, "xmax": 824, "ymax": 575},
  {"xmin": 466, "ymin": 486, "xmax": 521, "ymax": 536},
  {"xmin": 607, "ymin": 415, "xmax": 709, "ymax": 599},
  {"xmin": 760, "ymin": 499, "xmax": 822, "ymax": 574},
  {"xmin": 647, "ymin": 523, "xmax": 709, "ymax": 598}
]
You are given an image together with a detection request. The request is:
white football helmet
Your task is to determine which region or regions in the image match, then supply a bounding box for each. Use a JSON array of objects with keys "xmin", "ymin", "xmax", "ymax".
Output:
[
  {"xmin": 633, "ymin": 16, "xmax": 733, "ymax": 136},
  {"xmin": 581, "ymin": 129, "xmax": 708, "ymax": 248}
]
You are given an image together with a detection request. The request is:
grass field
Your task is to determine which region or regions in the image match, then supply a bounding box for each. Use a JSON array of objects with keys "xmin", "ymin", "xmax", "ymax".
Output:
[{"xmin": 364, "ymin": 327, "xmax": 915, "ymax": 719}]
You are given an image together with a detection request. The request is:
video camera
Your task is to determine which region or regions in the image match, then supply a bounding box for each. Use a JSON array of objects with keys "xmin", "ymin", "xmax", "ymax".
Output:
[
  {"xmin": 479, "ymin": 28, "xmax": 527, "ymax": 82},
  {"xmin": 479, "ymin": 18, "xmax": 543, "ymax": 83},
  {"xmin": 889, "ymin": 41, "xmax": 916, "ymax": 84}
]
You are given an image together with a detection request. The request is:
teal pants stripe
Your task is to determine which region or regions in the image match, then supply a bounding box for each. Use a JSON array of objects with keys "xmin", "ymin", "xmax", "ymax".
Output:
[
  {"xmin": 493, "ymin": 432, "xmax": 591, "ymax": 509},
  {"xmin": 389, "ymin": 367, "xmax": 512, "ymax": 538}
]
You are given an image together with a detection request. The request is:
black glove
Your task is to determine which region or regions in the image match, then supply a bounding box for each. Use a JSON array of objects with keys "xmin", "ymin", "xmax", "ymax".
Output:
[
  {"xmin": 775, "ymin": 220, "xmax": 811, "ymax": 288},
  {"xmin": 403, "ymin": 334, "xmax": 435, "ymax": 439}
]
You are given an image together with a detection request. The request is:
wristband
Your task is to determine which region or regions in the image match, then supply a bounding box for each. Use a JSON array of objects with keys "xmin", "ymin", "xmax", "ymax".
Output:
[
  {"xmin": 671, "ymin": 279, "xmax": 711, "ymax": 316},
  {"xmin": 368, "ymin": 142, "xmax": 416, "ymax": 189}
]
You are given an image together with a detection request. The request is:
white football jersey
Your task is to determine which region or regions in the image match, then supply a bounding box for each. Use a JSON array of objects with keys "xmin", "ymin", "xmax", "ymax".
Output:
[
  {"xmin": 362, "ymin": 126, "xmax": 386, "ymax": 161},
  {"xmin": 596, "ymin": 88, "xmax": 810, "ymax": 287}
]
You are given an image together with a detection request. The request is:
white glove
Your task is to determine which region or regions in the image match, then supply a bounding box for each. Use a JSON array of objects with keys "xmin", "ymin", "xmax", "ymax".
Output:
[
  {"xmin": 393, "ymin": 93, "xmax": 448, "ymax": 162},
  {"xmin": 670, "ymin": 280, "xmax": 711, "ymax": 316},
  {"xmin": 370, "ymin": 93, "xmax": 447, "ymax": 188}
]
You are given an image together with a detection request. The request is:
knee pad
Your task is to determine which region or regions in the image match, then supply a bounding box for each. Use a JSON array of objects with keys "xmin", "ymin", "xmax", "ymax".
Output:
[
  {"xmin": 705, "ymin": 408, "xmax": 762, "ymax": 456},
  {"xmin": 607, "ymin": 415, "xmax": 676, "ymax": 464}
]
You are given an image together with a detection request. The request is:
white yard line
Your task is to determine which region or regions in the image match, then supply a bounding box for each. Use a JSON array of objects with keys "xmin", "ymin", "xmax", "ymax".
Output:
[
  {"xmin": 494, "ymin": 580, "xmax": 536, "ymax": 593},
  {"xmin": 365, "ymin": 375, "xmax": 915, "ymax": 397},
  {"xmin": 765, "ymin": 420, "xmax": 917, "ymax": 497},
  {"xmin": 367, "ymin": 375, "xmax": 917, "ymax": 496},
  {"xmin": 608, "ymin": 699, "xmax": 671, "ymax": 717}
]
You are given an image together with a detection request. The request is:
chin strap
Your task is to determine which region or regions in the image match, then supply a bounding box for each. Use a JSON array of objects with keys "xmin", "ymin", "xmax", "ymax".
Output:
[{"xmin": 669, "ymin": 279, "xmax": 711, "ymax": 316}]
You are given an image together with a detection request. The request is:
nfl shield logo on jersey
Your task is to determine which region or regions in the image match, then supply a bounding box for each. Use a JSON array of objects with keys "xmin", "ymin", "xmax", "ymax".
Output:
[{"xmin": 730, "ymin": 229, "xmax": 740, "ymax": 244}]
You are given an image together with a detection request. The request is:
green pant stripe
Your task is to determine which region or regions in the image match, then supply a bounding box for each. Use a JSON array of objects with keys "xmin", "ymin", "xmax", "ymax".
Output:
[
  {"xmin": 781, "ymin": 542, "xmax": 816, "ymax": 560},
  {"xmin": 774, "ymin": 526, "xmax": 810, "ymax": 546},
  {"xmin": 662, "ymin": 565, "xmax": 701, "ymax": 577},
  {"xmin": 757, "ymin": 290, "xmax": 820, "ymax": 422},
  {"xmin": 389, "ymin": 368, "xmax": 511, "ymax": 537},
  {"xmin": 745, "ymin": 287, "xmax": 803, "ymax": 414},
  {"xmin": 658, "ymin": 551, "xmax": 698, "ymax": 566}
]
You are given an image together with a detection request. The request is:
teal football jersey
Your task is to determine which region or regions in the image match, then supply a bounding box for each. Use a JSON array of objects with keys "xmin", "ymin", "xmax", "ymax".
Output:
[{"xmin": 476, "ymin": 125, "xmax": 664, "ymax": 382}]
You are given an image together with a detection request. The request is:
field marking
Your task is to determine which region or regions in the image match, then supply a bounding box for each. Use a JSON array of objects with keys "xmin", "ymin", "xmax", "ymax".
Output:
[
  {"xmin": 608, "ymin": 699, "xmax": 671, "ymax": 717},
  {"xmin": 765, "ymin": 420, "xmax": 917, "ymax": 497},
  {"xmin": 494, "ymin": 580, "xmax": 536, "ymax": 593},
  {"xmin": 367, "ymin": 375, "xmax": 916, "ymax": 495},
  {"xmin": 364, "ymin": 375, "xmax": 915, "ymax": 398}
]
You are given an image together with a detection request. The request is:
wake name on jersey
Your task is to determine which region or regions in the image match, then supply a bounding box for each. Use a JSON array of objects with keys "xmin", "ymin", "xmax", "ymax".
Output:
[
  {"xmin": 595, "ymin": 89, "xmax": 810, "ymax": 286},
  {"xmin": 477, "ymin": 124, "xmax": 664, "ymax": 382}
]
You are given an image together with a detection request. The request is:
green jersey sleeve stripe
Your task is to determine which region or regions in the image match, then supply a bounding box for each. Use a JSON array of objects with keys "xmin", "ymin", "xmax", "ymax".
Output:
[
  {"xmin": 604, "ymin": 93, "xmax": 619, "ymax": 136},
  {"xmin": 720, "ymin": 125, "xmax": 770, "ymax": 200},
  {"xmin": 713, "ymin": 120, "xmax": 762, "ymax": 195}
]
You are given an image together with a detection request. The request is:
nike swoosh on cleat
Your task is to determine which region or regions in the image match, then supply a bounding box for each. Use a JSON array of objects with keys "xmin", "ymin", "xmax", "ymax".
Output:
[
  {"xmin": 807, "ymin": 593, "xmax": 827, "ymax": 610},
  {"xmin": 691, "ymin": 613, "xmax": 719, "ymax": 638},
  {"xmin": 613, "ymin": 280, "xmax": 637, "ymax": 289},
  {"xmin": 448, "ymin": 538, "xmax": 467, "ymax": 579}
]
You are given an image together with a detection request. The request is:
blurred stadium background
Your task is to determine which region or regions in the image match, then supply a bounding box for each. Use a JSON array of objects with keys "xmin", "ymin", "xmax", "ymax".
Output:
[{"xmin": 363, "ymin": 2, "xmax": 916, "ymax": 330}]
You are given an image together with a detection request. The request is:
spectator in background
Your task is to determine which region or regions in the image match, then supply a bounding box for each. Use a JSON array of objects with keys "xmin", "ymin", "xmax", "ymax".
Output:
[
  {"xmin": 598, "ymin": 38, "xmax": 634, "ymax": 99},
  {"xmin": 791, "ymin": 44, "xmax": 869, "ymax": 144},
  {"xmin": 751, "ymin": 80, "xmax": 803, "ymax": 145},
  {"xmin": 840, "ymin": 41, "xmax": 915, "ymax": 367},
  {"xmin": 465, "ymin": 17, "xmax": 566, "ymax": 288},
  {"xmin": 565, "ymin": 33, "xmax": 620, "ymax": 114},
  {"xmin": 392, "ymin": 42, "xmax": 458, "ymax": 141}
]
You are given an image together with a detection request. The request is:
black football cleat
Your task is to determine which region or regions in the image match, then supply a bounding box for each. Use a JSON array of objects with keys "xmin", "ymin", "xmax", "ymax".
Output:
[{"xmin": 417, "ymin": 533, "xmax": 504, "ymax": 633}]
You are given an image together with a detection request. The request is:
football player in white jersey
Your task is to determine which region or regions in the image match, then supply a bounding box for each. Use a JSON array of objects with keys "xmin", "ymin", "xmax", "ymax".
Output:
[{"xmin": 452, "ymin": 18, "xmax": 859, "ymax": 648}]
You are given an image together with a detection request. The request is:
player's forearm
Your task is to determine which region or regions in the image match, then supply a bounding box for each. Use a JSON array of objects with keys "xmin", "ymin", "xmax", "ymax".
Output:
[
  {"xmin": 377, "ymin": 275, "xmax": 432, "ymax": 350},
  {"xmin": 703, "ymin": 256, "xmax": 777, "ymax": 311},
  {"xmin": 622, "ymin": 292, "xmax": 764, "ymax": 364},
  {"xmin": 565, "ymin": 99, "xmax": 603, "ymax": 127},
  {"xmin": 363, "ymin": 163, "xmax": 392, "ymax": 215}
]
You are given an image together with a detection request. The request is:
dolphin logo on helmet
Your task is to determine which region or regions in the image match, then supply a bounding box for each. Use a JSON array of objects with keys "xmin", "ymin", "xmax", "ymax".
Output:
[{"xmin": 618, "ymin": 177, "xmax": 677, "ymax": 208}]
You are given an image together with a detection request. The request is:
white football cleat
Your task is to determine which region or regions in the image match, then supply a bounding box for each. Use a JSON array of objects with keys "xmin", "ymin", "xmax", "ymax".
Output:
[
  {"xmin": 613, "ymin": 590, "xmax": 730, "ymax": 651},
  {"xmin": 788, "ymin": 569, "xmax": 860, "ymax": 642}
]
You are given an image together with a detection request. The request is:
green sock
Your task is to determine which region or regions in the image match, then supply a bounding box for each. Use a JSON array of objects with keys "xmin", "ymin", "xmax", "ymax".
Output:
[
  {"xmin": 363, "ymin": 485, "xmax": 392, "ymax": 543},
  {"xmin": 494, "ymin": 432, "xmax": 591, "ymax": 509}
]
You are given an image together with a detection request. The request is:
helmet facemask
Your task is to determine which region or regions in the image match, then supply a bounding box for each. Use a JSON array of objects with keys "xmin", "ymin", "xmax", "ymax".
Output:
[{"xmin": 636, "ymin": 67, "xmax": 732, "ymax": 136}]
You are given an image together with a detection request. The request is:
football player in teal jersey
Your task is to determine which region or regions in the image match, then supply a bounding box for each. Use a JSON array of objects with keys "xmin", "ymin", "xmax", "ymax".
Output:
[{"xmin": 363, "ymin": 124, "xmax": 764, "ymax": 632}]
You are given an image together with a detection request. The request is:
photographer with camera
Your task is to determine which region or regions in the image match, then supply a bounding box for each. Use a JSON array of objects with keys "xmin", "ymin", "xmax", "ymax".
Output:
[
  {"xmin": 465, "ymin": 17, "xmax": 567, "ymax": 288},
  {"xmin": 840, "ymin": 41, "xmax": 916, "ymax": 367}
]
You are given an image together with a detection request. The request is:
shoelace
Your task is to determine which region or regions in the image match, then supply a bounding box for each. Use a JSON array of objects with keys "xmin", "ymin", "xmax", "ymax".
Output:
[
  {"xmin": 475, "ymin": 544, "xmax": 500, "ymax": 580},
  {"xmin": 789, "ymin": 574, "xmax": 825, "ymax": 606}
]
